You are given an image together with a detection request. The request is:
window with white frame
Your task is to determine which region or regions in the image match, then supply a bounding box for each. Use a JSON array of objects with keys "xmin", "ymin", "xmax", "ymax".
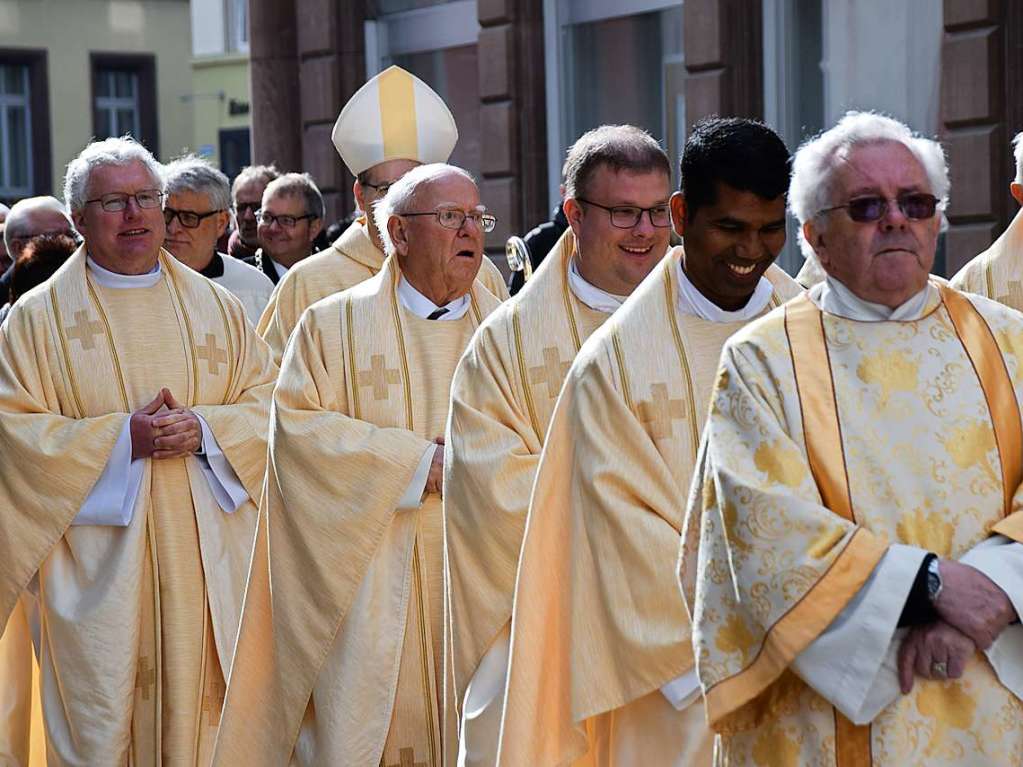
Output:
[
  {"xmin": 544, "ymin": 0, "xmax": 684, "ymax": 208},
  {"xmin": 227, "ymin": 0, "xmax": 249, "ymax": 53},
  {"xmin": 94, "ymin": 68, "xmax": 141, "ymax": 140},
  {"xmin": 0, "ymin": 62, "xmax": 33, "ymax": 199},
  {"xmin": 365, "ymin": 0, "xmax": 481, "ymax": 178}
]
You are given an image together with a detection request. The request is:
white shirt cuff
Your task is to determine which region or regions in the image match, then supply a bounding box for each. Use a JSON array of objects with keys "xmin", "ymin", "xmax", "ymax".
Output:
[
  {"xmin": 660, "ymin": 669, "xmax": 701, "ymax": 711},
  {"xmin": 793, "ymin": 543, "xmax": 928, "ymax": 724},
  {"xmin": 74, "ymin": 418, "xmax": 144, "ymax": 526},
  {"xmin": 397, "ymin": 444, "xmax": 437, "ymax": 510},
  {"xmin": 960, "ymin": 536, "xmax": 1023, "ymax": 700},
  {"xmin": 194, "ymin": 415, "xmax": 250, "ymax": 513}
]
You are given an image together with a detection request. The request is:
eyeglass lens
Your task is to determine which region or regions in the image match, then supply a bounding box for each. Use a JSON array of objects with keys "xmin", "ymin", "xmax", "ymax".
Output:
[{"xmin": 846, "ymin": 194, "xmax": 937, "ymax": 222}]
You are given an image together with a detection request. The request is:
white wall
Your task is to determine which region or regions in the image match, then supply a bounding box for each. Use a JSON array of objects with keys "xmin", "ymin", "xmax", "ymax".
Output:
[
  {"xmin": 191, "ymin": 0, "xmax": 227, "ymax": 57},
  {"xmin": 822, "ymin": 0, "xmax": 942, "ymax": 136}
]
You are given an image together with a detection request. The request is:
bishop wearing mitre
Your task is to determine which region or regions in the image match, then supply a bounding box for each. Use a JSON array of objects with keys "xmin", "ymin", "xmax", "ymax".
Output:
[{"xmin": 257, "ymin": 65, "xmax": 507, "ymax": 364}]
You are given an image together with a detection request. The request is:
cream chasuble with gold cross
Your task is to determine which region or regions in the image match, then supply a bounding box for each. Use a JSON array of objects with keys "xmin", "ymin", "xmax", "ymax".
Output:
[
  {"xmin": 212, "ymin": 256, "xmax": 501, "ymax": 767},
  {"xmin": 951, "ymin": 208, "xmax": 1023, "ymax": 311},
  {"xmin": 0, "ymin": 247, "xmax": 275, "ymax": 766},
  {"xmin": 443, "ymin": 229, "xmax": 614, "ymax": 766},
  {"xmin": 257, "ymin": 218, "xmax": 509, "ymax": 365},
  {"xmin": 496, "ymin": 250, "xmax": 799, "ymax": 767},
  {"xmin": 680, "ymin": 279, "xmax": 1023, "ymax": 766}
]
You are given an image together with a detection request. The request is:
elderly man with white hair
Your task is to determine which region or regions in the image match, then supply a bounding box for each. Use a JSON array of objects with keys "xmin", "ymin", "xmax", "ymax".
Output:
[
  {"xmin": 680, "ymin": 111, "xmax": 1023, "ymax": 765},
  {"xmin": 0, "ymin": 136, "xmax": 277, "ymax": 765},
  {"xmin": 213, "ymin": 163, "xmax": 501, "ymax": 767},
  {"xmin": 951, "ymin": 132, "xmax": 1023, "ymax": 308},
  {"xmin": 162, "ymin": 155, "xmax": 274, "ymax": 323}
]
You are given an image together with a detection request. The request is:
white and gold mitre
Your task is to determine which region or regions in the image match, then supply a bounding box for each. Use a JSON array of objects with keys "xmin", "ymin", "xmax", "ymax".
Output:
[{"xmin": 331, "ymin": 65, "xmax": 458, "ymax": 176}]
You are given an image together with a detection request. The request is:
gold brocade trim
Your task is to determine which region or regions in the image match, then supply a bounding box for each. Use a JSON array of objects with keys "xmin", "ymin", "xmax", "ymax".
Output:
[
  {"xmin": 162, "ymin": 258, "xmax": 200, "ymax": 405},
  {"xmin": 146, "ymin": 494, "xmax": 164, "ymax": 757},
  {"xmin": 610, "ymin": 333, "xmax": 635, "ymax": 413},
  {"xmin": 559, "ymin": 253, "xmax": 582, "ymax": 351},
  {"xmin": 344, "ymin": 296, "xmax": 362, "ymax": 421},
  {"xmin": 705, "ymin": 529, "xmax": 887, "ymax": 727},
  {"xmin": 86, "ymin": 277, "xmax": 131, "ymax": 412},
  {"xmin": 511, "ymin": 307, "xmax": 543, "ymax": 442},
  {"xmin": 388, "ymin": 280, "xmax": 415, "ymax": 432},
  {"xmin": 192, "ymin": 587, "xmax": 211, "ymax": 764},
  {"xmin": 835, "ymin": 707, "xmax": 872, "ymax": 767},
  {"xmin": 411, "ymin": 540, "xmax": 438, "ymax": 766},
  {"xmin": 938, "ymin": 284, "xmax": 1023, "ymax": 517},
  {"xmin": 784, "ymin": 293, "xmax": 853, "ymax": 521},
  {"xmin": 662, "ymin": 265, "xmax": 700, "ymax": 450},
  {"xmin": 986, "ymin": 263, "xmax": 996, "ymax": 300},
  {"xmin": 469, "ymin": 290, "xmax": 482, "ymax": 325},
  {"xmin": 48, "ymin": 284, "xmax": 86, "ymax": 418},
  {"xmin": 208, "ymin": 285, "xmax": 237, "ymax": 398}
]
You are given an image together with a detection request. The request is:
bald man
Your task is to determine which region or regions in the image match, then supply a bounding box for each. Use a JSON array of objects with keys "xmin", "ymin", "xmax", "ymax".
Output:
[{"xmin": 0, "ymin": 197, "xmax": 76, "ymax": 300}]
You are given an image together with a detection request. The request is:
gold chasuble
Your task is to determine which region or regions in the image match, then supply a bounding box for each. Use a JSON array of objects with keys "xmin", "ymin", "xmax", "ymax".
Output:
[
  {"xmin": 497, "ymin": 250, "xmax": 800, "ymax": 767},
  {"xmin": 681, "ymin": 282, "xmax": 1023, "ymax": 766},
  {"xmin": 213, "ymin": 257, "xmax": 501, "ymax": 767},
  {"xmin": 951, "ymin": 208, "xmax": 1023, "ymax": 311},
  {"xmin": 257, "ymin": 218, "xmax": 509, "ymax": 364},
  {"xmin": 443, "ymin": 230, "xmax": 610, "ymax": 762},
  {"xmin": 0, "ymin": 247, "xmax": 275, "ymax": 766}
]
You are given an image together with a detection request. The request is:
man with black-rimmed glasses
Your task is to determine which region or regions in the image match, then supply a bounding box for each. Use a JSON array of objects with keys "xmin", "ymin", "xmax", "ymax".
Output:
[
  {"xmin": 163, "ymin": 155, "xmax": 274, "ymax": 324},
  {"xmin": 242, "ymin": 172, "xmax": 324, "ymax": 287}
]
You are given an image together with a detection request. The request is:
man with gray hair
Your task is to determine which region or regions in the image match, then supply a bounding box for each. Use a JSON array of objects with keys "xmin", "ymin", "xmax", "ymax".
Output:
[
  {"xmin": 0, "ymin": 136, "xmax": 277, "ymax": 764},
  {"xmin": 682, "ymin": 111, "xmax": 1023, "ymax": 764},
  {"xmin": 0, "ymin": 202, "xmax": 10, "ymax": 272},
  {"xmin": 163, "ymin": 155, "xmax": 274, "ymax": 324},
  {"xmin": 951, "ymin": 132, "xmax": 1023, "ymax": 309},
  {"xmin": 214, "ymin": 163, "xmax": 502, "ymax": 766},
  {"xmin": 228, "ymin": 163, "xmax": 279, "ymax": 260},
  {"xmin": 242, "ymin": 172, "xmax": 323, "ymax": 285}
]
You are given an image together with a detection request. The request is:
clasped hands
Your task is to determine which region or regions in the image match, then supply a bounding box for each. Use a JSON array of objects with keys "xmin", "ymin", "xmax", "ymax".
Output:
[
  {"xmin": 897, "ymin": 559, "xmax": 1017, "ymax": 693},
  {"xmin": 130, "ymin": 388, "xmax": 202, "ymax": 460}
]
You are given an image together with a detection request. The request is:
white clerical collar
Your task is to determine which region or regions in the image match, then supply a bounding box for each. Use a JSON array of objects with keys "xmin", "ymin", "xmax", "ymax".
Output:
[
  {"xmin": 675, "ymin": 259, "xmax": 774, "ymax": 321},
  {"xmin": 567, "ymin": 257, "xmax": 628, "ymax": 314},
  {"xmin": 87, "ymin": 255, "xmax": 162, "ymax": 289},
  {"xmin": 397, "ymin": 275, "xmax": 470, "ymax": 320},
  {"xmin": 812, "ymin": 276, "xmax": 935, "ymax": 321},
  {"xmin": 271, "ymin": 259, "xmax": 288, "ymax": 280}
]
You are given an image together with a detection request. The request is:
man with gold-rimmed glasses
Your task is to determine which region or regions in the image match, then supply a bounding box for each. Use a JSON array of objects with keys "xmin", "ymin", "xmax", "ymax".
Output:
[
  {"xmin": 256, "ymin": 66, "xmax": 508, "ymax": 367},
  {"xmin": 213, "ymin": 163, "xmax": 501, "ymax": 766},
  {"xmin": 162, "ymin": 155, "xmax": 274, "ymax": 324},
  {"xmin": 0, "ymin": 136, "xmax": 276, "ymax": 764}
]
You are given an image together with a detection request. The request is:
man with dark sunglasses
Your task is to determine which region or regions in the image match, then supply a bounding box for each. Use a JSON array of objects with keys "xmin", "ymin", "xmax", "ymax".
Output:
[
  {"xmin": 952, "ymin": 131, "xmax": 1023, "ymax": 309},
  {"xmin": 162, "ymin": 156, "xmax": 273, "ymax": 324},
  {"xmin": 683, "ymin": 111, "xmax": 1023, "ymax": 765}
]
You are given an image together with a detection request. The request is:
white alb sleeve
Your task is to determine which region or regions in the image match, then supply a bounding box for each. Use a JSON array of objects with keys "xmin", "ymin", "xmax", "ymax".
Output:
[
  {"xmin": 194, "ymin": 415, "xmax": 249, "ymax": 513},
  {"xmin": 397, "ymin": 444, "xmax": 438, "ymax": 511},
  {"xmin": 792, "ymin": 543, "xmax": 928, "ymax": 724},
  {"xmin": 74, "ymin": 418, "xmax": 144, "ymax": 526},
  {"xmin": 959, "ymin": 535, "xmax": 1023, "ymax": 700}
]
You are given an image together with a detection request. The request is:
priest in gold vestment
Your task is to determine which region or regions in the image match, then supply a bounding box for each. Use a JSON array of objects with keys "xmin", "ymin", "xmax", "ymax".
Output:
[
  {"xmin": 443, "ymin": 125, "xmax": 674, "ymax": 766},
  {"xmin": 951, "ymin": 131, "xmax": 1023, "ymax": 309},
  {"xmin": 0, "ymin": 138, "xmax": 275, "ymax": 766},
  {"xmin": 257, "ymin": 65, "xmax": 507, "ymax": 364},
  {"xmin": 214, "ymin": 164, "xmax": 502, "ymax": 766},
  {"xmin": 682, "ymin": 112, "xmax": 1023, "ymax": 766},
  {"xmin": 497, "ymin": 119, "xmax": 800, "ymax": 767}
]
